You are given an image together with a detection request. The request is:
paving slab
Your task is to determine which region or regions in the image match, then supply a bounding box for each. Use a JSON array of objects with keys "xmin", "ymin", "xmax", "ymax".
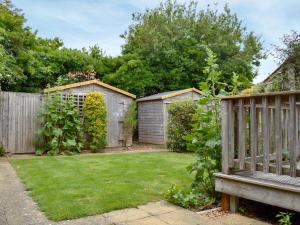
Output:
[
  {"xmin": 126, "ymin": 216, "xmax": 168, "ymax": 225},
  {"xmin": 211, "ymin": 213, "xmax": 270, "ymax": 225},
  {"xmin": 103, "ymin": 208, "xmax": 151, "ymax": 223},
  {"xmin": 138, "ymin": 200, "xmax": 181, "ymax": 215},
  {"xmin": 157, "ymin": 209, "xmax": 212, "ymax": 225}
]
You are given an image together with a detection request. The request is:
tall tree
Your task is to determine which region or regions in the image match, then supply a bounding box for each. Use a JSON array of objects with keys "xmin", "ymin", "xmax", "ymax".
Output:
[{"xmin": 119, "ymin": 0, "xmax": 264, "ymax": 96}]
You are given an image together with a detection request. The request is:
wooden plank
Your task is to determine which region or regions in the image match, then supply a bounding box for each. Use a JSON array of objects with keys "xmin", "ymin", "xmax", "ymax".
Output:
[
  {"xmin": 262, "ymin": 96, "xmax": 270, "ymax": 173},
  {"xmin": 250, "ymin": 98, "xmax": 257, "ymax": 173},
  {"xmin": 275, "ymin": 96, "xmax": 282, "ymax": 175},
  {"xmin": 215, "ymin": 174, "xmax": 300, "ymax": 212},
  {"xmin": 238, "ymin": 99, "xmax": 245, "ymax": 169},
  {"xmin": 221, "ymin": 100, "xmax": 230, "ymax": 174},
  {"xmin": 228, "ymin": 100, "xmax": 234, "ymax": 168},
  {"xmin": 289, "ymin": 95, "xmax": 297, "ymax": 177}
]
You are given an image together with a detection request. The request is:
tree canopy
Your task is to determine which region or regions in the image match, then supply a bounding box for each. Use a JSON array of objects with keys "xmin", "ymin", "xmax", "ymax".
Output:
[
  {"xmin": 0, "ymin": 0, "xmax": 264, "ymax": 96},
  {"xmin": 113, "ymin": 0, "xmax": 264, "ymax": 96}
]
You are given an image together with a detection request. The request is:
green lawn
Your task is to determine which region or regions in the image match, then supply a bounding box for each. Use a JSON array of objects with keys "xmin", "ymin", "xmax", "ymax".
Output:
[{"xmin": 11, "ymin": 151, "xmax": 195, "ymax": 221}]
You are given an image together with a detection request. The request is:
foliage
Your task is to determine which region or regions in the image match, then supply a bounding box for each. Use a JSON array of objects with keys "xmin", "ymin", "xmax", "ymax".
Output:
[
  {"xmin": 83, "ymin": 92, "xmax": 107, "ymax": 152},
  {"xmin": 0, "ymin": 143, "xmax": 5, "ymax": 156},
  {"xmin": 165, "ymin": 185, "xmax": 214, "ymax": 209},
  {"xmin": 276, "ymin": 212, "xmax": 294, "ymax": 225},
  {"xmin": 167, "ymin": 99, "xmax": 198, "ymax": 152},
  {"xmin": 37, "ymin": 90, "xmax": 83, "ymax": 155},
  {"xmin": 11, "ymin": 152, "xmax": 195, "ymax": 221},
  {"xmin": 166, "ymin": 48, "xmax": 243, "ymax": 208},
  {"xmin": 103, "ymin": 54, "xmax": 157, "ymax": 97},
  {"xmin": 254, "ymin": 31, "xmax": 300, "ymax": 93},
  {"xmin": 123, "ymin": 101, "xmax": 137, "ymax": 147},
  {"xmin": 120, "ymin": 0, "xmax": 263, "ymax": 96},
  {"xmin": 0, "ymin": 1, "xmax": 115, "ymax": 92},
  {"xmin": 184, "ymin": 48, "xmax": 224, "ymax": 198}
]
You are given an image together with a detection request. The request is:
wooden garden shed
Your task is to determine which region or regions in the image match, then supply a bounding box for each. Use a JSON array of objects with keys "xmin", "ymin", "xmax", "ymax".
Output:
[
  {"xmin": 46, "ymin": 80, "xmax": 136, "ymax": 148},
  {"xmin": 137, "ymin": 88, "xmax": 201, "ymax": 145}
]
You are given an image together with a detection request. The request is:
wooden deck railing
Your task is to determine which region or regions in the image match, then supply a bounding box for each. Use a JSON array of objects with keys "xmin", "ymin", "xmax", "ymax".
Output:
[{"xmin": 221, "ymin": 91, "xmax": 300, "ymax": 177}]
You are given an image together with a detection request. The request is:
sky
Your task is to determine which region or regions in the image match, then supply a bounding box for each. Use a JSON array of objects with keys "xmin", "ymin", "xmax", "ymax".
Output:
[{"xmin": 11, "ymin": 0, "xmax": 300, "ymax": 83}]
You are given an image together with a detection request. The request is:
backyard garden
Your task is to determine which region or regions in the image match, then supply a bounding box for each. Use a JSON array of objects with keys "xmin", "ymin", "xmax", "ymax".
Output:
[{"xmin": 1, "ymin": 0, "xmax": 300, "ymax": 224}]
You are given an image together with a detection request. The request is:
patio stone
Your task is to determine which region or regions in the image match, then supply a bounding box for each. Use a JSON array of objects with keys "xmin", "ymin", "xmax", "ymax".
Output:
[
  {"xmin": 126, "ymin": 216, "xmax": 168, "ymax": 225},
  {"xmin": 211, "ymin": 213, "xmax": 270, "ymax": 225},
  {"xmin": 138, "ymin": 200, "xmax": 181, "ymax": 215},
  {"xmin": 103, "ymin": 208, "xmax": 151, "ymax": 222},
  {"xmin": 157, "ymin": 209, "xmax": 212, "ymax": 225}
]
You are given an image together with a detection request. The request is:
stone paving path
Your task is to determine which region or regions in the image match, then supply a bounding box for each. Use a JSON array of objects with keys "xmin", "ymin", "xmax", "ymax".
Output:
[{"xmin": 0, "ymin": 159, "xmax": 270, "ymax": 225}]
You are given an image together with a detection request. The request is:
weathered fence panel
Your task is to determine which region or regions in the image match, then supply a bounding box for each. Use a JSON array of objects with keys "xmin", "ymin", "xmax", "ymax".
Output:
[{"xmin": 0, "ymin": 92, "xmax": 42, "ymax": 153}]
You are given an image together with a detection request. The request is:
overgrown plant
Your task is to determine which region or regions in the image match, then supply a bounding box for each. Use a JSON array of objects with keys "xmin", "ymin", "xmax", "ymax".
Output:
[
  {"xmin": 166, "ymin": 47, "xmax": 242, "ymax": 208},
  {"xmin": 37, "ymin": 89, "xmax": 83, "ymax": 155},
  {"xmin": 123, "ymin": 102, "xmax": 137, "ymax": 147},
  {"xmin": 276, "ymin": 212, "xmax": 294, "ymax": 225},
  {"xmin": 167, "ymin": 99, "xmax": 198, "ymax": 152},
  {"xmin": 83, "ymin": 92, "xmax": 107, "ymax": 152},
  {"xmin": 184, "ymin": 48, "xmax": 225, "ymax": 198},
  {"xmin": 165, "ymin": 185, "xmax": 215, "ymax": 209}
]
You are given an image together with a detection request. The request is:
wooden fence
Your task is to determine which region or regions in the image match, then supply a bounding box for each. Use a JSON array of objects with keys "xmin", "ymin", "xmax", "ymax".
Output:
[
  {"xmin": 0, "ymin": 92, "xmax": 42, "ymax": 153},
  {"xmin": 0, "ymin": 91, "xmax": 89, "ymax": 154}
]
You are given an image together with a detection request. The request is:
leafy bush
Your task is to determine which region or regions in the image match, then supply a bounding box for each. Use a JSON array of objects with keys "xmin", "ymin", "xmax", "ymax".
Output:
[
  {"xmin": 83, "ymin": 92, "xmax": 107, "ymax": 152},
  {"xmin": 184, "ymin": 48, "xmax": 224, "ymax": 197},
  {"xmin": 167, "ymin": 99, "xmax": 198, "ymax": 152},
  {"xmin": 165, "ymin": 186, "xmax": 214, "ymax": 209},
  {"xmin": 37, "ymin": 92, "xmax": 83, "ymax": 155},
  {"xmin": 276, "ymin": 212, "xmax": 294, "ymax": 225},
  {"xmin": 166, "ymin": 47, "xmax": 243, "ymax": 209},
  {"xmin": 0, "ymin": 143, "xmax": 5, "ymax": 157},
  {"xmin": 123, "ymin": 102, "xmax": 137, "ymax": 147}
]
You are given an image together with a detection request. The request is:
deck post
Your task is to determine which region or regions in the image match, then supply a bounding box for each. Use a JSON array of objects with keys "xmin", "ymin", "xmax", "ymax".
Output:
[
  {"xmin": 221, "ymin": 193, "xmax": 230, "ymax": 211},
  {"xmin": 250, "ymin": 98, "xmax": 257, "ymax": 173},
  {"xmin": 289, "ymin": 95, "xmax": 297, "ymax": 177},
  {"xmin": 221, "ymin": 100, "xmax": 230, "ymax": 174},
  {"xmin": 262, "ymin": 96, "xmax": 270, "ymax": 173},
  {"xmin": 238, "ymin": 99, "xmax": 245, "ymax": 170},
  {"xmin": 230, "ymin": 195, "xmax": 239, "ymax": 213},
  {"xmin": 275, "ymin": 96, "xmax": 282, "ymax": 175}
]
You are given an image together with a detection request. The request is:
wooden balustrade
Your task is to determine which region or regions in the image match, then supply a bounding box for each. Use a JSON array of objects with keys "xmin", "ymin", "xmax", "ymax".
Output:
[{"xmin": 221, "ymin": 91, "xmax": 300, "ymax": 177}]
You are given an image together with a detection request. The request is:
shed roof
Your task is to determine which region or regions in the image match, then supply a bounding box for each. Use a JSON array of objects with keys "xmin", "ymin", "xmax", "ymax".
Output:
[
  {"xmin": 44, "ymin": 80, "xmax": 136, "ymax": 99},
  {"xmin": 137, "ymin": 88, "xmax": 201, "ymax": 102}
]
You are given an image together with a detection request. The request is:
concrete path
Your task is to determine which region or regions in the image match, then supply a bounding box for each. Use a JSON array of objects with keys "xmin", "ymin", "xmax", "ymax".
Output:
[{"xmin": 0, "ymin": 159, "xmax": 270, "ymax": 225}]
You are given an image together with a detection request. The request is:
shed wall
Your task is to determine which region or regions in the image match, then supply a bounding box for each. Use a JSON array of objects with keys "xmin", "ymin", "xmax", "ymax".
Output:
[
  {"xmin": 62, "ymin": 84, "xmax": 133, "ymax": 147},
  {"xmin": 138, "ymin": 92, "xmax": 200, "ymax": 145},
  {"xmin": 138, "ymin": 100, "xmax": 165, "ymax": 144}
]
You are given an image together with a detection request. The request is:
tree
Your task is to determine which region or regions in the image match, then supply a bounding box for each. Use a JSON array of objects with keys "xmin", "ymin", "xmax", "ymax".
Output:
[
  {"xmin": 103, "ymin": 54, "xmax": 158, "ymax": 97},
  {"xmin": 120, "ymin": 0, "xmax": 263, "ymax": 96},
  {"xmin": 0, "ymin": 1, "xmax": 114, "ymax": 92}
]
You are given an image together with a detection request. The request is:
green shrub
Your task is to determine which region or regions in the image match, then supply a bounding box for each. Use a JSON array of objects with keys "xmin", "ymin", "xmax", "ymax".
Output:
[
  {"xmin": 167, "ymin": 99, "xmax": 198, "ymax": 152},
  {"xmin": 83, "ymin": 92, "xmax": 107, "ymax": 152},
  {"xmin": 165, "ymin": 186, "xmax": 214, "ymax": 209},
  {"xmin": 0, "ymin": 143, "xmax": 5, "ymax": 157},
  {"xmin": 123, "ymin": 102, "xmax": 137, "ymax": 147},
  {"xmin": 276, "ymin": 212, "xmax": 294, "ymax": 225},
  {"xmin": 37, "ymin": 92, "xmax": 83, "ymax": 155}
]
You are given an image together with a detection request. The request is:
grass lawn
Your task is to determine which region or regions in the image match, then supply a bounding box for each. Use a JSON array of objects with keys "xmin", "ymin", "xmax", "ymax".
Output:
[{"xmin": 11, "ymin": 151, "xmax": 195, "ymax": 221}]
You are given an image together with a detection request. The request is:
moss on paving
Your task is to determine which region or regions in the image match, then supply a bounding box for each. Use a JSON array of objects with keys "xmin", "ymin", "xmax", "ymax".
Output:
[{"xmin": 11, "ymin": 151, "xmax": 195, "ymax": 221}]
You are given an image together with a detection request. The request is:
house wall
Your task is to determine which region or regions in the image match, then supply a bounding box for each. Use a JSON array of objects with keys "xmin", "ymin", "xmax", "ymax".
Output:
[
  {"xmin": 138, "ymin": 92, "xmax": 201, "ymax": 145},
  {"xmin": 62, "ymin": 84, "xmax": 134, "ymax": 147}
]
